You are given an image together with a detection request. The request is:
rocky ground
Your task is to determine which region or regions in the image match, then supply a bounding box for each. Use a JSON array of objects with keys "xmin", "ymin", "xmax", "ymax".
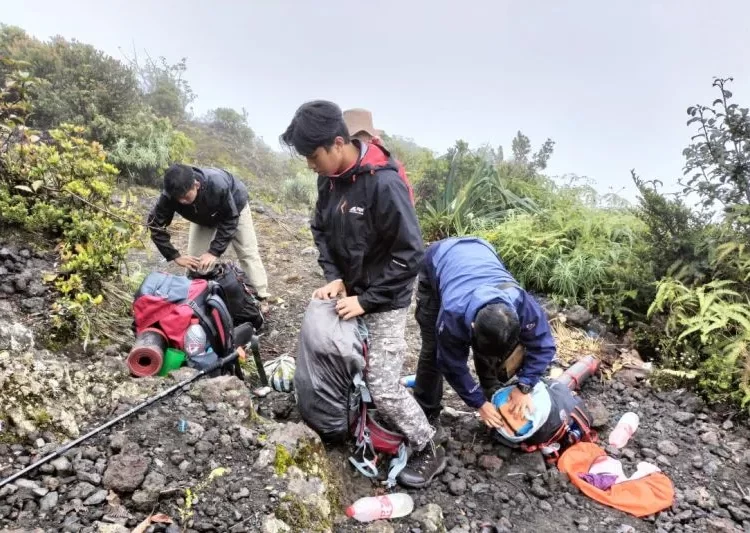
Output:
[{"xmin": 2, "ymin": 202, "xmax": 750, "ymax": 533}]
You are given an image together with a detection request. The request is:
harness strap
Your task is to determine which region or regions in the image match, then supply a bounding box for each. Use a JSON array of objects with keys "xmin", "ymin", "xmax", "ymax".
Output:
[
  {"xmin": 521, "ymin": 421, "xmax": 569, "ymax": 453},
  {"xmin": 383, "ymin": 442, "xmax": 408, "ymax": 489},
  {"xmin": 349, "ymin": 427, "xmax": 379, "ymax": 478},
  {"xmin": 352, "ymin": 373, "xmax": 372, "ymax": 403}
]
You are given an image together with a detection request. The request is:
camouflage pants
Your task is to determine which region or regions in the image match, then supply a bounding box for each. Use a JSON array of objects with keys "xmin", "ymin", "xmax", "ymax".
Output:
[{"xmin": 364, "ymin": 308, "xmax": 435, "ymax": 450}]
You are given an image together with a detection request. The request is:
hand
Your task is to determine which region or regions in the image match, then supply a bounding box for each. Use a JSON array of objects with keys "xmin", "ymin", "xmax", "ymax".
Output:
[
  {"xmin": 198, "ymin": 252, "xmax": 218, "ymax": 272},
  {"xmin": 174, "ymin": 255, "xmax": 199, "ymax": 270},
  {"xmin": 312, "ymin": 279, "xmax": 346, "ymax": 300},
  {"xmin": 477, "ymin": 401, "xmax": 505, "ymax": 429},
  {"xmin": 507, "ymin": 386, "xmax": 535, "ymax": 418},
  {"xmin": 335, "ymin": 296, "xmax": 365, "ymax": 320}
]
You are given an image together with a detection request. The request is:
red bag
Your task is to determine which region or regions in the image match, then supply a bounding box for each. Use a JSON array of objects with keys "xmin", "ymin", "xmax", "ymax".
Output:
[{"xmin": 133, "ymin": 272, "xmax": 233, "ymax": 358}]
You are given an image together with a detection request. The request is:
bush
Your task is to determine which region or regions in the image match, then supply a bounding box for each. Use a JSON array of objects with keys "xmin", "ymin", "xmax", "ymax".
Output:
[
  {"xmin": 0, "ymin": 25, "xmax": 141, "ymax": 134},
  {"xmin": 481, "ymin": 205, "xmax": 650, "ymax": 327},
  {"xmin": 0, "ymin": 64, "xmax": 143, "ymax": 347},
  {"xmin": 282, "ymin": 171, "xmax": 317, "ymax": 208},
  {"xmin": 648, "ymin": 277, "xmax": 750, "ymax": 406},
  {"xmin": 634, "ymin": 78, "xmax": 750, "ymax": 409},
  {"xmin": 94, "ymin": 111, "xmax": 195, "ymax": 186},
  {"xmin": 420, "ymin": 156, "xmax": 537, "ymax": 240}
]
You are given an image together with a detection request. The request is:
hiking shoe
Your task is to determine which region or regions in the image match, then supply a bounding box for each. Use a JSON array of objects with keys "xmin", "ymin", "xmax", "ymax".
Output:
[
  {"xmin": 396, "ymin": 443, "xmax": 447, "ymax": 489},
  {"xmin": 432, "ymin": 424, "xmax": 450, "ymax": 446}
]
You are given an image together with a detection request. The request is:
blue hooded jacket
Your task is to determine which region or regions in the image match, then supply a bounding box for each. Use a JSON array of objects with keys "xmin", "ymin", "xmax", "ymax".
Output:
[{"xmin": 424, "ymin": 237, "xmax": 556, "ymax": 408}]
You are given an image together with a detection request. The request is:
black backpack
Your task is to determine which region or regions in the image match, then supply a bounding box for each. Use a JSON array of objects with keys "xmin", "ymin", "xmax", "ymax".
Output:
[
  {"xmin": 189, "ymin": 262, "xmax": 265, "ymax": 332},
  {"xmin": 495, "ymin": 380, "xmax": 597, "ymax": 464}
]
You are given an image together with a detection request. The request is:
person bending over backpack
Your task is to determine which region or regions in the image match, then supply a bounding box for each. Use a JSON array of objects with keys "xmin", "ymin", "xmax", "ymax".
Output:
[
  {"xmin": 146, "ymin": 164, "xmax": 270, "ymax": 300},
  {"xmin": 413, "ymin": 236, "xmax": 556, "ymax": 432},
  {"xmin": 281, "ymin": 100, "xmax": 446, "ymax": 489}
]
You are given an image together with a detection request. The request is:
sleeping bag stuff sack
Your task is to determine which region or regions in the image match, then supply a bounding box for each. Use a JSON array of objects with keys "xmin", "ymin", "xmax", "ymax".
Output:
[
  {"xmin": 557, "ymin": 442, "xmax": 675, "ymax": 517},
  {"xmin": 293, "ymin": 299, "xmax": 366, "ymax": 442}
]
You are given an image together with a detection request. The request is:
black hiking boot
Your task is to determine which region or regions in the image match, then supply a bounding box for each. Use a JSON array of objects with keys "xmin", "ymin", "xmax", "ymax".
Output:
[
  {"xmin": 431, "ymin": 423, "xmax": 450, "ymax": 446},
  {"xmin": 396, "ymin": 442, "xmax": 447, "ymax": 489}
]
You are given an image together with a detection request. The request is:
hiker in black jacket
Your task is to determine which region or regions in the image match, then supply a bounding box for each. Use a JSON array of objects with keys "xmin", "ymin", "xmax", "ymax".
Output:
[
  {"xmin": 146, "ymin": 165, "xmax": 270, "ymax": 299},
  {"xmin": 281, "ymin": 100, "xmax": 447, "ymax": 489}
]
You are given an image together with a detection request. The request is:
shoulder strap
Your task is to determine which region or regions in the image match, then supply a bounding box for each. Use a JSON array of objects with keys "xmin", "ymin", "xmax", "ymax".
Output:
[
  {"xmin": 188, "ymin": 300, "xmax": 218, "ymax": 342},
  {"xmin": 206, "ymin": 294, "xmax": 234, "ymax": 353}
]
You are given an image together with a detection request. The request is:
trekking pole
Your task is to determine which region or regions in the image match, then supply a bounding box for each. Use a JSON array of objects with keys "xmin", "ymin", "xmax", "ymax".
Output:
[
  {"xmin": 250, "ymin": 334, "xmax": 268, "ymax": 386},
  {"xmin": 0, "ymin": 348, "xmax": 242, "ymax": 489}
]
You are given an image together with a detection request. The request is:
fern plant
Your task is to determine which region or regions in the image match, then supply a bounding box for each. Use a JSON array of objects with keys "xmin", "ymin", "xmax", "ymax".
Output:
[{"xmin": 648, "ymin": 277, "xmax": 750, "ymax": 407}]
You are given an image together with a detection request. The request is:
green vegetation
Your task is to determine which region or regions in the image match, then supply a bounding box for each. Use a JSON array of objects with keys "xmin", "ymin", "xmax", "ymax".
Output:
[
  {"xmin": 406, "ymin": 78, "xmax": 750, "ymax": 409},
  {"xmin": 0, "ymin": 23, "xmax": 748, "ymax": 410},
  {"xmin": 0, "ymin": 60, "xmax": 144, "ymax": 346}
]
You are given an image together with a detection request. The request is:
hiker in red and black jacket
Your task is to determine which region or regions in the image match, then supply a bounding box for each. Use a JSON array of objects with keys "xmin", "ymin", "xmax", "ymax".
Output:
[{"xmin": 281, "ymin": 100, "xmax": 446, "ymax": 489}]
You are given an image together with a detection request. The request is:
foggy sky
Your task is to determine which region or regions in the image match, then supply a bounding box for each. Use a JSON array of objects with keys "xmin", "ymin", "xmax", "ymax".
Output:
[{"xmin": 3, "ymin": 0, "xmax": 750, "ymax": 200}]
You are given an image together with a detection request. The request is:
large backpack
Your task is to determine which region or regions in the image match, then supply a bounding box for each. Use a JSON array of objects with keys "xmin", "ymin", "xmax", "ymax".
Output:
[
  {"xmin": 188, "ymin": 261, "xmax": 264, "ymax": 332},
  {"xmin": 293, "ymin": 299, "xmax": 407, "ymax": 487},
  {"xmin": 492, "ymin": 379, "xmax": 597, "ymax": 464},
  {"xmin": 132, "ymin": 272, "xmax": 240, "ymax": 378}
]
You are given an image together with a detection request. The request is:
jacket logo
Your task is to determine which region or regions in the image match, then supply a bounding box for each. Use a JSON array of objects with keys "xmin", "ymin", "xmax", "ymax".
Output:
[
  {"xmin": 348, "ymin": 206, "xmax": 364, "ymax": 215},
  {"xmin": 525, "ymin": 322, "xmax": 536, "ymax": 330}
]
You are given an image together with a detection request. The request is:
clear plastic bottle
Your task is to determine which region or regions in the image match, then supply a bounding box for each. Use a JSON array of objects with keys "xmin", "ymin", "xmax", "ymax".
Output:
[
  {"xmin": 345, "ymin": 493, "xmax": 414, "ymax": 522},
  {"xmin": 608, "ymin": 412, "xmax": 640, "ymax": 449}
]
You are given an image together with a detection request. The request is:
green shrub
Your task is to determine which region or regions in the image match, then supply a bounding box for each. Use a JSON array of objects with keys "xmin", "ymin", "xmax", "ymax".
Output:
[
  {"xmin": 0, "ymin": 64, "xmax": 143, "ymax": 347},
  {"xmin": 94, "ymin": 111, "xmax": 195, "ymax": 186},
  {"xmin": 282, "ymin": 171, "xmax": 317, "ymax": 208},
  {"xmin": 420, "ymin": 156, "xmax": 537, "ymax": 240},
  {"xmin": 481, "ymin": 205, "xmax": 650, "ymax": 327},
  {"xmin": 648, "ymin": 277, "xmax": 750, "ymax": 407}
]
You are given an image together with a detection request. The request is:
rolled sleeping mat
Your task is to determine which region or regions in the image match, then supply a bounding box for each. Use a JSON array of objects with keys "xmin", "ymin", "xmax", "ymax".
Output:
[
  {"xmin": 127, "ymin": 328, "xmax": 167, "ymax": 377},
  {"xmin": 557, "ymin": 354, "xmax": 600, "ymax": 391}
]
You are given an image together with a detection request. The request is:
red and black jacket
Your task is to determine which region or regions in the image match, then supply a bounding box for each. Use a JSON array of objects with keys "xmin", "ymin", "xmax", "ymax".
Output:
[{"xmin": 312, "ymin": 141, "xmax": 424, "ymax": 314}]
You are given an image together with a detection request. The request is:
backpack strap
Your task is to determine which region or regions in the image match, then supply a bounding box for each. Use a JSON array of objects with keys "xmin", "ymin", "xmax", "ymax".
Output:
[
  {"xmin": 384, "ymin": 442, "xmax": 408, "ymax": 489},
  {"xmin": 206, "ymin": 293, "xmax": 241, "ymax": 377},
  {"xmin": 206, "ymin": 293, "xmax": 234, "ymax": 353},
  {"xmin": 349, "ymin": 399, "xmax": 379, "ymax": 479},
  {"xmin": 521, "ymin": 404, "xmax": 598, "ymax": 463},
  {"xmin": 569, "ymin": 405, "xmax": 597, "ymax": 444},
  {"xmin": 188, "ymin": 300, "xmax": 218, "ymax": 344}
]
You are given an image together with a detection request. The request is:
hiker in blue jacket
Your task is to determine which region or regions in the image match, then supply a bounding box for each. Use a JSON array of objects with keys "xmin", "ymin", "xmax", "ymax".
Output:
[{"xmin": 413, "ymin": 236, "xmax": 556, "ymax": 430}]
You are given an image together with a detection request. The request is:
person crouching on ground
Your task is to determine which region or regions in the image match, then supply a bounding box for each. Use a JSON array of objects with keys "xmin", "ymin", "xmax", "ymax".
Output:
[
  {"xmin": 412, "ymin": 236, "xmax": 556, "ymax": 432},
  {"xmin": 281, "ymin": 100, "xmax": 447, "ymax": 488},
  {"xmin": 146, "ymin": 164, "xmax": 271, "ymax": 302}
]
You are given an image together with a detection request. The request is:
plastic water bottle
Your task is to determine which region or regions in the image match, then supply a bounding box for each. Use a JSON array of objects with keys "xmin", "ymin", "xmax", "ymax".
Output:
[
  {"xmin": 608, "ymin": 412, "xmax": 639, "ymax": 449},
  {"xmin": 345, "ymin": 493, "xmax": 414, "ymax": 522}
]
